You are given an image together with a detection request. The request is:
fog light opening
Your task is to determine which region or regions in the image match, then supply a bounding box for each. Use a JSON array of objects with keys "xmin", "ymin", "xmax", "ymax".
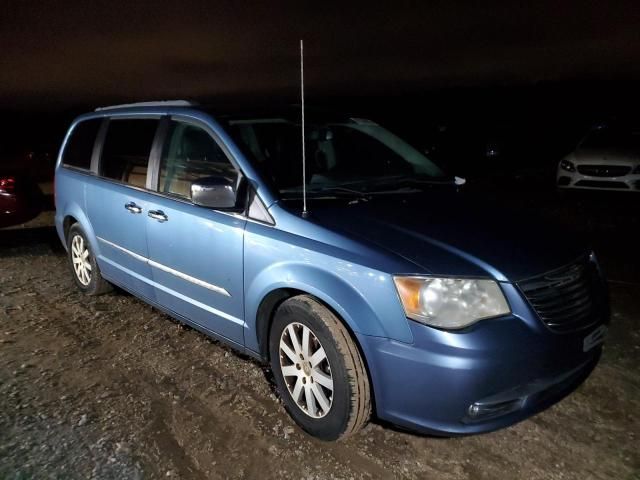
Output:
[{"xmin": 467, "ymin": 398, "xmax": 523, "ymax": 421}]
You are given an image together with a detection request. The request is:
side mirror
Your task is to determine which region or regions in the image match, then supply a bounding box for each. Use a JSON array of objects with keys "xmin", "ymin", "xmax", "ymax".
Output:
[{"xmin": 191, "ymin": 175, "xmax": 241, "ymax": 209}]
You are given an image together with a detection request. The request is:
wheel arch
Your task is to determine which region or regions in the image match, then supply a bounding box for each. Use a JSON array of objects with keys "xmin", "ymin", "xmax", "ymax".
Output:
[
  {"xmin": 256, "ymin": 288, "xmax": 378, "ymax": 416},
  {"xmin": 255, "ymin": 287, "xmax": 370, "ymax": 363},
  {"xmin": 59, "ymin": 204, "xmax": 100, "ymax": 255},
  {"xmin": 63, "ymin": 214, "xmax": 79, "ymax": 240},
  {"xmin": 246, "ymin": 262, "xmax": 412, "ymax": 357}
]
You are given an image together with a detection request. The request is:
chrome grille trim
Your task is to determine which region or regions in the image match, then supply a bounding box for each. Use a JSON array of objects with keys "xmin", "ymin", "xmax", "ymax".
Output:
[{"xmin": 517, "ymin": 257, "xmax": 601, "ymax": 333}]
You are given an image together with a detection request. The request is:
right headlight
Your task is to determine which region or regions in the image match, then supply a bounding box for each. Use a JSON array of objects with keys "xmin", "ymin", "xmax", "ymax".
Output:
[
  {"xmin": 393, "ymin": 276, "xmax": 510, "ymax": 330},
  {"xmin": 559, "ymin": 159, "xmax": 576, "ymax": 172}
]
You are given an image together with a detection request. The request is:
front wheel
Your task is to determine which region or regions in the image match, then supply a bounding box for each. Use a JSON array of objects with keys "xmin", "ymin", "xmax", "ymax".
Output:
[
  {"xmin": 269, "ymin": 295, "xmax": 371, "ymax": 440},
  {"xmin": 66, "ymin": 224, "xmax": 112, "ymax": 296}
]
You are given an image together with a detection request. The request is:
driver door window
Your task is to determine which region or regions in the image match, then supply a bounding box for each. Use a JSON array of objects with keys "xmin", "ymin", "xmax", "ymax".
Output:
[{"xmin": 158, "ymin": 122, "xmax": 236, "ymax": 200}]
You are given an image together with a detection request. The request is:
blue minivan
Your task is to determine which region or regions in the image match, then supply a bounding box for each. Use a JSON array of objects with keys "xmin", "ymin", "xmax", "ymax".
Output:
[{"xmin": 55, "ymin": 101, "xmax": 609, "ymax": 440}]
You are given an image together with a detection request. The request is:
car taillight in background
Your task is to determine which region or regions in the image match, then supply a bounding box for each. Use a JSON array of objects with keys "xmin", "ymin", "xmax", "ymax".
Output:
[{"xmin": 0, "ymin": 176, "xmax": 16, "ymax": 194}]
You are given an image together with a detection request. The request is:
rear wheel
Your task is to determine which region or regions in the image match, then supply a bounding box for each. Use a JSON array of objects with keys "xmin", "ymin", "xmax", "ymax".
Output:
[
  {"xmin": 269, "ymin": 295, "xmax": 371, "ymax": 440},
  {"xmin": 66, "ymin": 224, "xmax": 112, "ymax": 295}
]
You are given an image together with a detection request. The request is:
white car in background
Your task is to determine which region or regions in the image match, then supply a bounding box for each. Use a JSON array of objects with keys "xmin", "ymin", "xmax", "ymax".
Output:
[{"xmin": 557, "ymin": 126, "xmax": 640, "ymax": 192}]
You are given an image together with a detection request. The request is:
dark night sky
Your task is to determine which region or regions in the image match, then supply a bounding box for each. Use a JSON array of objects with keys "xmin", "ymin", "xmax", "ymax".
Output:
[{"xmin": 2, "ymin": 0, "xmax": 640, "ymax": 109}]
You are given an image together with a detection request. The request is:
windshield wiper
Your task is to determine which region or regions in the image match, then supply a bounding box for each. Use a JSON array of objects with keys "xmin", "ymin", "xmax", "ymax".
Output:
[
  {"xmin": 314, "ymin": 186, "xmax": 370, "ymax": 197},
  {"xmin": 281, "ymin": 185, "xmax": 369, "ymax": 198},
  {"xmin": 335, "ymin": 175, "xmax": 458, "ymax": 192},
  {"xmin": 280, "ymin": 175, "xmax": 464, "ymax": 199}
]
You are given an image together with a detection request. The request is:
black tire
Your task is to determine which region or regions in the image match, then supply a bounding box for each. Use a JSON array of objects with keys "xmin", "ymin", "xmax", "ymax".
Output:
[
  {"xmin": 269, "ymin": 295, "xmax": 371, "ymax": 441},
  {"xmin": 66, "ymin": 223, "xmax": 112, "ymax": 296}
]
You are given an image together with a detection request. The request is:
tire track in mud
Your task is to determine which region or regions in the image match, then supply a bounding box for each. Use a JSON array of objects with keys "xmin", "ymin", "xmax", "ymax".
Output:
[{"xmin": 2, "ymin": 263, "xmax": 396, "ymax": 478}]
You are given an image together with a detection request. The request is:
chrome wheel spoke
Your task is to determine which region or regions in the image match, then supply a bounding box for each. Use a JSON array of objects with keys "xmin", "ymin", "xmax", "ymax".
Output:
[
  {"xmin": 310, "ymin": 383, "xmax": 331, "ymax": 412},
  {"xmin": 280, "ymin": 343, "xmax": 298, "ymax": 363},
  {"xmin": 304, "ymin": 384, "xmax": 317, "ymax": 416},
  {"xmin": 309, "ymin": 346, "xmax": 326, "ymax": 367},
  {"xmin": 72, "ymin": 237, "xmax": 81, "ymax": 256},
  {"xmin": 312, "ymin": 369, "xmax": 333, "ymax": 391},
  {"xmin": 301, "ymin": 326, "xmax": 310, "ymax": 358},
  {"xmin": 291, "ymin": 377, "xmax": 304, "ymax": 402},
  {"xmin": 281, "ymin": 365, "xmax": 299, "ymax": 377},
  {"xmin": 287, "ymin": 324, "xmax": 302, "ymax": 356}
]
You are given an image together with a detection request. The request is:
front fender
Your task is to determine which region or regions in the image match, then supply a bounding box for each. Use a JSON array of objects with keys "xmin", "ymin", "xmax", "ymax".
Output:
[{"xmin": 244, "ymin": 261, "xmax": 414, "ymax": 354}]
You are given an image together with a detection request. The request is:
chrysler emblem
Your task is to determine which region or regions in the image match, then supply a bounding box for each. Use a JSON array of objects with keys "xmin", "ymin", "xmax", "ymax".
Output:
[{"xmin": 544, "ymin": 265, "xmax": 583, "ymax": 285}]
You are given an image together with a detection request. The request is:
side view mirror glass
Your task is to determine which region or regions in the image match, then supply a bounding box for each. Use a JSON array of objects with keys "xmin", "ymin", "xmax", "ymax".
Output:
[{"xmin": 191, "ymin": 175, "xmax": 241, "ymax": 209}]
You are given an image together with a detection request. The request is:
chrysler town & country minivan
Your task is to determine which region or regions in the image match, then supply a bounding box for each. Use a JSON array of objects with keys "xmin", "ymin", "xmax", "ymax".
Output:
[{"xmin": 55, "ymin": 101, "xmax": 609, "ymax": 440}]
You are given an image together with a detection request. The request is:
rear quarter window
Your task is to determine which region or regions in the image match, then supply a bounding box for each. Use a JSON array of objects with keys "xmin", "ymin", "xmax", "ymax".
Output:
[{"xmin": 62, "ymin": 118, "xmax": 102, "ymax": 170}]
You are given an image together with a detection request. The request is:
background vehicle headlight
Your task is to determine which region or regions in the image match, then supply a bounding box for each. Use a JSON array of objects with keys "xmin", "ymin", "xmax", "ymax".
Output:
[
  {"xmin": 393, "ymin": 277, "xmax": 510, "ymax": 329},
  {"xmin": 560, "ymin": 159, "xmax": 576, "ymax": 172}
]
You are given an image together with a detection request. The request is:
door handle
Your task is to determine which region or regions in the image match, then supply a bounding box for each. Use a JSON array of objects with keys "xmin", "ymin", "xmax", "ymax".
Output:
[
  {"xmin": 124, "ymin": 202, "xmax": 142, "ymax": 214},
  {"xmin": 148, "ymin": 210, "xmax": 168, "ymax": 222}
]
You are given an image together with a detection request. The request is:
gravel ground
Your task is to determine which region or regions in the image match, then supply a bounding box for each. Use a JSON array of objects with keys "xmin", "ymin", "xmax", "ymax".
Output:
[{"xmin": 1, "ymin": 208, "xmax": 639, "ymax": 480}]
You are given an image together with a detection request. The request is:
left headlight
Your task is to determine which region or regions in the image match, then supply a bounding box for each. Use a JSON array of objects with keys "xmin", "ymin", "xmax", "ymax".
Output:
[{"xmin": 393, "ymin": 276, "xmax": 510, "ymax": 330}]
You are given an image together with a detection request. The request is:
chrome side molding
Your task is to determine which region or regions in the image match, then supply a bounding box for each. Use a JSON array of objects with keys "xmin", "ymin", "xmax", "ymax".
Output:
[{"xmin": 96, "ymin": 236, "xmax": 231, "ymax": 297}]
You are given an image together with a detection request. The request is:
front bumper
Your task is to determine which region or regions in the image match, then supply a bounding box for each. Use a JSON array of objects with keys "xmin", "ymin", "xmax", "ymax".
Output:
[
  {"xmin": 557, "ymin": 169, "xmax": 640, "ymax": 192},
  {"xmin": 357, "ymin": 305, "xmax": 605, "ymax": 436}
]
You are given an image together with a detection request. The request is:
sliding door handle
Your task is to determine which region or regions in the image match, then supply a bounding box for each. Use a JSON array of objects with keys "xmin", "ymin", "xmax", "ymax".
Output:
[
  {"xmin": 124, "ymin": 202, "xmax": 142, "ymax": 214},
  {"xmin": 148, "ymin": 210, "xmax": 168, "ymax": 222}
]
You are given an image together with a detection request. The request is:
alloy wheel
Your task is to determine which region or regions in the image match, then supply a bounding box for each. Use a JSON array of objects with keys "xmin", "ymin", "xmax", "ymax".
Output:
[
  {"xmin": 279, "ymin": 322, "xmax": 334, "ymax": 418},
  {"xmin": 71, "ymin": 234, "xmax": 92, "ymax": 286}
]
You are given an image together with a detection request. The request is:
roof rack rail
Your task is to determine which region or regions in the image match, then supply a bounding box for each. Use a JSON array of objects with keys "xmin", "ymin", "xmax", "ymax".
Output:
[{"xmin": 95, "ymin": 100, "xmax": 196, "ymax": 112}]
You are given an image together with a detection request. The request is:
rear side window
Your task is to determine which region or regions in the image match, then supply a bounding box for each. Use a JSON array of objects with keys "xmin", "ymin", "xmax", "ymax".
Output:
[
  {"xmin": 62, "ymin": 119, "xmax": 102, "ymax": 170},
  {"xmin": 100, "ymin": 119, "xmax": 159, "ymax": 188}
]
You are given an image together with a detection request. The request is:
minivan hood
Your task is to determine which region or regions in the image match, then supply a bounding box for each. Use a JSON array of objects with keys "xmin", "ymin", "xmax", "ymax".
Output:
[{"xmin": 307, "ymin": 191, "xmax": 587, "ymax": 282}]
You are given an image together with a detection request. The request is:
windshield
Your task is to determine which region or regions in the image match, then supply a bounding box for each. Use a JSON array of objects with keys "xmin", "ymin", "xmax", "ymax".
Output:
[{"xmin": 225, "ymin": 117, "xmax": 445, "ymax": 197}]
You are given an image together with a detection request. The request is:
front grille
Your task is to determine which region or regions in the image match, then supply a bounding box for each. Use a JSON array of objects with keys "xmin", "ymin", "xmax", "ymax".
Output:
[
  {"xmin": 577, "ymin": 165, "xmax": 631, "ymax": 177},
  {"xmin": 575, "ymin": 180, "xmax": 629, "ymax": 189},
  {"xmin": 517, "ymin": 258, "xmax": 601, "ymax": 333}
]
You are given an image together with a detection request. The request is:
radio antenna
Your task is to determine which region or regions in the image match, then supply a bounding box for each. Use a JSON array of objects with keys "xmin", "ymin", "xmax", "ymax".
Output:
[{"xmin": 300, "ymin": 39, "xmax": 309, "ymax": 217}]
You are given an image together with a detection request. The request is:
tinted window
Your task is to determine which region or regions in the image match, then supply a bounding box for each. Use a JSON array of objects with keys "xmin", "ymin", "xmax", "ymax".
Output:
[
  {"xmin": 158, "ymin": 122, "xmax": 235, "ymax": 199},
  {"xmin": 100, "ymin": 119, "xmax": 158, "ymax": 187},
  {"xmin": 62, "ymin": 119, "xmax": 102, "ymax": 169}
]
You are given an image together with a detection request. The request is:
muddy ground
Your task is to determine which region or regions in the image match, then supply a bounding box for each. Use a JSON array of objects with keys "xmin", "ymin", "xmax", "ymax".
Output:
[{"xmin": 1, "ymin": 199, "xmax": 639, "ymax": 480}]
